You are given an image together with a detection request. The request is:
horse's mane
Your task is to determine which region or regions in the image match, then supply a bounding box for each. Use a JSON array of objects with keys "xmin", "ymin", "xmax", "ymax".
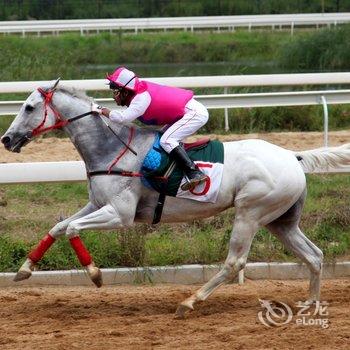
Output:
[{"xmin": 57, "ymin": 85, "xmax": 93, "ymax": 103}]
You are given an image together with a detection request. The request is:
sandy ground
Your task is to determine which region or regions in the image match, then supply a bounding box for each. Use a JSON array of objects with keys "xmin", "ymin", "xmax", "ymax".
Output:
[
  {"xmin": 1, "ymin": 130, "xmax": 350, "ymax": 163},
  {"xmin": 0, "ymin": 279, "xmax": 348, "ymax": 350}
]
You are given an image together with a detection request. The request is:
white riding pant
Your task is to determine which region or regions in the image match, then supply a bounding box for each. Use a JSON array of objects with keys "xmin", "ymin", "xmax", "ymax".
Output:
[{"xmin": 160, "ymin": 98, "xmax": 209, "ymax": 154}]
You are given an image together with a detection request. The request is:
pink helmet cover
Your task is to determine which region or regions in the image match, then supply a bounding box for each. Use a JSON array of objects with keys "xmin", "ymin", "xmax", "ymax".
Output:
[{"xmin": 107, "ymin": 66, "xmax": 146, "ymax": 93}]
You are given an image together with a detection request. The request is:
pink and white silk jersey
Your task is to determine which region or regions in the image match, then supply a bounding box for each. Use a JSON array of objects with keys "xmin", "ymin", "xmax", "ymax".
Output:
[
  {"xmin": 138, "ymin": 82, "xmax": 194, "ymax": 125},
  {"xmin": 108, "ymin": 80, "xmax": 208, "ymax": 153},
  {"xmin": 109, "ymin": 81, "xmax": 193, "ymax": 125}
]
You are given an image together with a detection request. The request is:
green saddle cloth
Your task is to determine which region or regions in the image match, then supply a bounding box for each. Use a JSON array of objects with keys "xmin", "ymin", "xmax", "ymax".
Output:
[{"xmin": 141, "ymin": 137, "xmax": 224, "ymax": 196}]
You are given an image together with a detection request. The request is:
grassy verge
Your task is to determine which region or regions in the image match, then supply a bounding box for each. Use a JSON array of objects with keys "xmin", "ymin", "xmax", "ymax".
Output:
[
  {"xmin": 279, "ymin": 24, "xmax": 350, "ymax": 71},
  {"xmin": 0, "ymin": 174, "xmax": 349, "ymax": 272},
  {"xmin": 0, "ymin": 31, "xmax": 289, "ymax": 82}
]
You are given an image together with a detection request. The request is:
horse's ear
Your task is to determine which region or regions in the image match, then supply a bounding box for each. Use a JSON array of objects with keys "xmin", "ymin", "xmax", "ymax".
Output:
[{"xmin": 52, "ymin": 77, "xmax": 61, "ymax": 90}]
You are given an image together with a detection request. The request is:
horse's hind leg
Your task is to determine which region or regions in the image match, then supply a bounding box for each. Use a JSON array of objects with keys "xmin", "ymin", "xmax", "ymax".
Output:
[
  {"xmin": 14, "ymin": 202, "xmax": 97, "ymax": 282},
  {"xmin": 266, "ymin": 191, "xmax": 324, "ymax": 303},
  {"xmin": 175, "ymin": 211, "xmax": 259, "ymax": 318}
]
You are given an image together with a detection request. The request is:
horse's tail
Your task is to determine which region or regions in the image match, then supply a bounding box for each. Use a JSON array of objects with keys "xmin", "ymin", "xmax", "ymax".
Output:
[{"xmin": 294, "ymin": 143, "xmax": 350, "ymax": 173}]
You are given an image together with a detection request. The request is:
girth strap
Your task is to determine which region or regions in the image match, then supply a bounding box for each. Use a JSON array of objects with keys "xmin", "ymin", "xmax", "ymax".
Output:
[
  {"xmin": 87, "ymin": 169, "xmax": 167, "ymax": 181},
  {"xmin": 88, "ymin": 170, "xmax": 144, "ymax": 178},
  {"xmin": 152, "ymin": 192, "xmax": 166, "ymax": 225},
  {"xmin": 151, "ymin": 160, "xmax": 176, "ymax": 224}
]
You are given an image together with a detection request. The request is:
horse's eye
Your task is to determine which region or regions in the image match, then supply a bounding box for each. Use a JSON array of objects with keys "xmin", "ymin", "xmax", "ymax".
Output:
[{"xmin": 25, "ymin": 105, "xmax": 34, "ymax": 112}]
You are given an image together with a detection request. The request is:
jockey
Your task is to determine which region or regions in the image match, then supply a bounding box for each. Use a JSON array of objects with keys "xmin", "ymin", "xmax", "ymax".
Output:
[{"xmin": 92, "ymin": 66, "xmax": 209, "ymax": 191}]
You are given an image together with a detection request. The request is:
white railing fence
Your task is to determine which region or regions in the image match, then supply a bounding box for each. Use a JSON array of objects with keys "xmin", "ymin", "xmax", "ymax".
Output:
[
  {"xmin": 0, "ymin": 159, "xmax": 349, "ymax": 185},
  {"xmin": 2, "ymin": 72, "xmax": 350, "ymax": 93},
  {"xmin": 2, "ymin": 72, "xmax": 350, "ymax": 145},
  {"xmin": 1, "ymin": 13, "xmax": 350, "ymax": 36}
]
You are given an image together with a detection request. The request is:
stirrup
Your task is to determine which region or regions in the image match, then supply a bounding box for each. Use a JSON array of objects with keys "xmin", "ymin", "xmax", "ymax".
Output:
[{"xmin": 181, "ymin": 174, "xmax": 208, "ymax": 191}]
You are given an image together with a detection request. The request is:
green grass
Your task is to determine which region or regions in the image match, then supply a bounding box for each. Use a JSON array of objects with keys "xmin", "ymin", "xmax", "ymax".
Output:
[
  {"xmin": 279, "ymin": 24, "xmax": 350, "ymax": 71},
  {"xmin": 2, "ymin": 28, "xmax": 349, "ymax": 81},
  {"xmin": 0, "ymin": 31, "xmax": 290, "ymax": 82},
  {"xmin": 0, "ymin": 174, "xmax": 349, "ymax": 271}
]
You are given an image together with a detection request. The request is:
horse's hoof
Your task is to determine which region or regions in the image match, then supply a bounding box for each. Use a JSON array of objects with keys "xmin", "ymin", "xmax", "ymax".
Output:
[
  {"xmin": 174, "ymin": 301, "xmax": 194, "ymax": 319},
  {"xmin": 87, "ymin": 264, "xmax": 103, "ymax": 288},
  {"xmin": 13, "ymin": 270, "xmax": 32, "ymax": 282},
  {"xmin": 91, "ymin": 269, "xmax": 103, "ymax": 288}
]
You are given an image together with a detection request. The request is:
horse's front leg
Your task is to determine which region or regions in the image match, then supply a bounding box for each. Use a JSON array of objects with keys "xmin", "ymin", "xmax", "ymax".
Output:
[
  {"xmin": 64, "ymin": 201, "xmax": 136, "ymax": 287},
  {"xmin": 14, "ymin": 202, "xmax": 98, "ymax": 282}
]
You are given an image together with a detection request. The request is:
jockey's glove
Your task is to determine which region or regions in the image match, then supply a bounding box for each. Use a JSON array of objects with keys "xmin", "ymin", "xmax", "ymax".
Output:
[{"xmin": 91, "ymin": 102, "xmax": 104, "ymax": 115}]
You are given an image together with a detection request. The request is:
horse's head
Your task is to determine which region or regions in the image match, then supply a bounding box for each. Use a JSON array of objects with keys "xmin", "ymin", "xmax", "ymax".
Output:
[{"xmin": 1, "ymin": 78, "xmax": 61, "ymax": 153}]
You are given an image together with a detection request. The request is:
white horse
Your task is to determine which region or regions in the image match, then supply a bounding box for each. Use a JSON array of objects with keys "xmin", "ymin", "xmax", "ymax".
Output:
[{"xmin": 2, "ymin": 79, "xmax": 350, "ymax": 318}]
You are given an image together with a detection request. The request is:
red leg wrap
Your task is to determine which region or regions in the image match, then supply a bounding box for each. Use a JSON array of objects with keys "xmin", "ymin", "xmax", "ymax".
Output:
[
  {"xmin": 28, "ymin": 233, "xmax": 55, "ymax": 263},
  {"xmin": 69, "ymin": 236, "xmax": 92, "ymax": 266}
]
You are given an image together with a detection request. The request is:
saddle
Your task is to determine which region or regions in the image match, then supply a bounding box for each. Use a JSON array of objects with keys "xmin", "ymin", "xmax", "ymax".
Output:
[{"xmin": 141, "ymin": 133, "xmax": 224, "ymax": 196}]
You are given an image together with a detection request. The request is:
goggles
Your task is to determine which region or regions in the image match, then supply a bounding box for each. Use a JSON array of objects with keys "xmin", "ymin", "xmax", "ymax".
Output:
[{"xmin": 109, "ymin": 82, "xmax": 122, "ymax": 94}]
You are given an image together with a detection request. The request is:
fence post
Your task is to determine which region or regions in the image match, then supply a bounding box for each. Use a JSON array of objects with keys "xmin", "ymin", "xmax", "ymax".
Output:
[
  {"xmin": 238, "ymin": 269, "xmax": 244, "ymax": 285},
  {"xmin": 320, "ymin": 95, "xmax": 329, "ymax": 147},
  {"xmin": 224, "ymin": 87, "xmax": 229, "ymax": 131}
]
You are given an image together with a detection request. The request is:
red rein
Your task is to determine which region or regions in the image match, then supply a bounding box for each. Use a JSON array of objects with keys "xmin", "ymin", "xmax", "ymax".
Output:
[{"xmin": 107, "ymin": 126, "xmax": 135, "ymax": 173}]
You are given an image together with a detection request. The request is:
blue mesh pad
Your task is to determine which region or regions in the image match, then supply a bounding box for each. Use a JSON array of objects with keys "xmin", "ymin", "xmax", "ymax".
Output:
[
  {"xmin": 141, "ymin": 133, "xmax": 170, "ymax": 189},
  {"xmin": 141, "ymin": 134, "xmax": 162, "ymax": 172}
]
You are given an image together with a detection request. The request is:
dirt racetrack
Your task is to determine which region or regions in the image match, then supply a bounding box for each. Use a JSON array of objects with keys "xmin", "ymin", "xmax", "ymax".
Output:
[{"xmin": 0, "ymin": 279, "xmax": 348, "ymax": 350}]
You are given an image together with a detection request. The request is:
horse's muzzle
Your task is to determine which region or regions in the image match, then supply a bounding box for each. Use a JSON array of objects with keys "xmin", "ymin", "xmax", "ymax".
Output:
[
  {"xmin": 1, "ymin": 132, "xmax": 32, "ymax": 153},
  {"xmin": 1, "ymin": 135, "xmax": 12, "ymax": 150}
]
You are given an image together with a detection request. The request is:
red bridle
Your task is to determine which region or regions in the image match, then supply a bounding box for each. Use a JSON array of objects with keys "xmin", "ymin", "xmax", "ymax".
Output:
[
  {"xmin": 31, "ymin": 88, "xmax": 69, "ymax": 137},
  {"xmin": 32, "ymin": 87, "xmax": 141, "ymax": 175}
]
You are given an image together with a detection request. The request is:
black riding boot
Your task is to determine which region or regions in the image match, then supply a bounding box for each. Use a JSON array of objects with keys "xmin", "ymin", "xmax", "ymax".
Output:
[{"xmin": 170, "ymin": 145, "xmax": 208, "ymax": 191}]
